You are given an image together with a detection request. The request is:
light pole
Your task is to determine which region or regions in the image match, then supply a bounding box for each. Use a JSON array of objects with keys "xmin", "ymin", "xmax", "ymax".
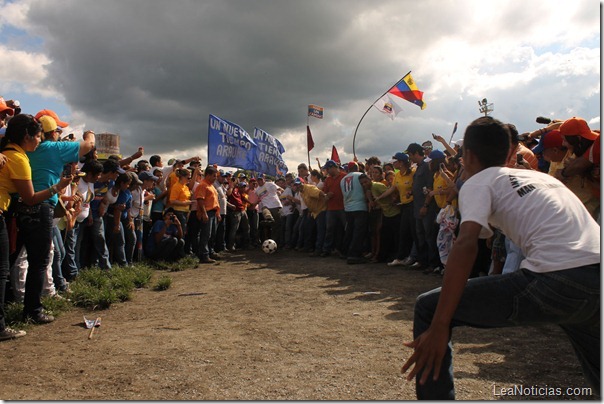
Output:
[{"xmin": 478, "ymin": 98, "xmax": 494, "ymax": 116}]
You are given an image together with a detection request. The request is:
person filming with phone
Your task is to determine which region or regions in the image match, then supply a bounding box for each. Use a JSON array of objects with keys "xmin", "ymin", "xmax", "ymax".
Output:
[{"xmin": 145, "ymin": 207, "xmax": 185, "ymax": 262}]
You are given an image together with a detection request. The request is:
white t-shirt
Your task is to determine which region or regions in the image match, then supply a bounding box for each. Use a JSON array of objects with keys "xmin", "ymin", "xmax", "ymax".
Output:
[
  {"xmin": 459, "ymin": 166, "xmax": 600, "ymax": 273},
  {"xmin": 77, "ymin": 179, "xmax": 94, "ymax": 222},
  {"xmin": 281, "ymin": 186, "xmax": 295, "ymax": 216},
  {"xmin": 256, "ymin": 181, "xmax": 283, "ymax": 209}
]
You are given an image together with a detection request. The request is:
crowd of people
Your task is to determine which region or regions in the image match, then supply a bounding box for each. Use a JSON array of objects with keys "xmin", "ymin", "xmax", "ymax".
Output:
[{"xmin": 0, "ymin": 96, "xmax": 600, "ymax": 397}]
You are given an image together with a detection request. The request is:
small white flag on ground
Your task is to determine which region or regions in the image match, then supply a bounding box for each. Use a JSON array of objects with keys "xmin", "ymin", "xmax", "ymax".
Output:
[{"xmin": 373, "ymin": 93, "xmax": 405, "ymax": 120}]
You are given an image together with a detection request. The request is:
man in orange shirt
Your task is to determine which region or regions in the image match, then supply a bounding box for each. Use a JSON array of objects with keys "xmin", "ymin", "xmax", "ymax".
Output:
[{"xmin": 195, "ymin": 166, "xmax": 221, "ymax": 264}]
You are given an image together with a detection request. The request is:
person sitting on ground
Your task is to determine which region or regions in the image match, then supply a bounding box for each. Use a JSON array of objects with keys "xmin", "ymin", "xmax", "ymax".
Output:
[
  {"xmin": 401, "ymin": 116, "xmax": 600, "ymax": 400},
  {"xmin": 145, "ymin": 207, "xmax": 185, "ymax": 262}
]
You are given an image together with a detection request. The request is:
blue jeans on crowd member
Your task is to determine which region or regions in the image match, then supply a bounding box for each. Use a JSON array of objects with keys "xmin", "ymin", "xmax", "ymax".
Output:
[
  {"xmin": 282, "ymin": 212, "xmax": 296, "ymax": 248},
  {"xmin": 214, "ymin": 214, "xmax": 227, "ymax": 252},
  {"xmin": 90, "ymin": 217, "xmax": 111, "ymax": 269},
  {"xmin": 323, "ymin": 210, "xmax": 346, "ymax": 254},
  {"xmin": 51, "ymin": 226, "xmax": 67, "ymax": 292},
  {"xmin": 0, "ymin": 217, "xmax": 9, "ymax": 331},
  {"xmin": 414, "ymin": 207, "xmax": 439, "ymax": 267},
  {"xmin": 121, "ymin": 218, "xmax": 136, "ymax": 265},
  {"xmin": 149, "ymin": 236, "xmax": 186, "ymax": 262},
  {"xmin": 226, "ymin": 210, "xmax": 244, "ymax": 249},
  {"xmin": 15, "ymin": 202, "xmax": 53, "ymax": 318},
  {"xmin": 342, "ymin": 211, "xmax": 368, "ymax": 259},
  {"xmin": 247, "ymin": 209, "xmax": 260, "ymax": 247},
  {"xmin": 413, "ymin": 265, "xmax": 600, "ymax": 400},
  {"xmin": 314, "ymin": 211, "xmax": 326, "ymax": 253},
  {"xmin": 104, "ymin": 216, "xmax": 127, "ymax": 266},
  {"xmin": 61, "ymin": 223, "xmax": 78, "ymax": 281},
  {"xmin": 198, "ymin": 210, "xmax": 218, "ymax": 259},
  {"xmin": 185, "ymin": 212, "xmax": 200, "ymax": 256},
  {"xmin": 396, "ymin": 203, "xmax": 415, "ymax": 260}
]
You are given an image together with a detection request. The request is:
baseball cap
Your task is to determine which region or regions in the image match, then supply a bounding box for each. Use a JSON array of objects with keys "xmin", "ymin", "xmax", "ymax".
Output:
[
  {"xmin": 559, "ymin": 117, "xmax": 599, "ymax": 141},
  {"xmin": 322, "ymin": 160, "xmax": 338, "ymax": 169},
  {"xmin": 425, "ymin": 149, "xmax": 446, "ymax": 163},
  {"xmin": 167, "ymin": 158, "xmax": 176, "ymax": 166},
  {"xmin": 0, "ymin": 97, "xmax": 14, "ymax": 116},
  {"xmin": 34, "ymin": 109, "xmax": 69, "ymax": 128},
  {"xmin": 347, "ymin": 161, "xmax": 358, "ymax": 172},
  {"xmin": 238, "ymin": 181, "xmax": 248, "ymax": 187},
  {"xmin": 392, "ymin": 152, "xmax": 409, "ymax": 162},
  {"xmin": 532, "ymin": 130, "xmax": 564, "ymax": 154},
  {"xmin": 293, "ymin": 177, "xmax": 305, "ymax": 185},
  {"xmin": 139, "ymin": 171, "xmax": 159, "ymax": 182},
  {"xmin": 38, "ymin": 115, "xmax": 58, "ymax": 133},
  {"xmin": 128, "ymin": 171, "xmax": 143, "ymax": 185}
]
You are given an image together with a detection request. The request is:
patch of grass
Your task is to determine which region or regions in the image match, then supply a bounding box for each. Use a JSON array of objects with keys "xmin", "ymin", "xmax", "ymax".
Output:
[
  {"xmin": 153, "ymin": 274, "xmax": 172, "ymax": 291},
  {"xmin": 164, "ymin": 255, "xmax": 198, "ymax": 272},
  {"xmin": 5, "ymin": 256, "xmax": 190, "ymax": 327}
]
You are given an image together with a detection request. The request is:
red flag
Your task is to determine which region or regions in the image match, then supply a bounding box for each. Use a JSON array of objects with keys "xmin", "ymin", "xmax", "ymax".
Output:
[
  {"xmin": 306, "ymin": 125, "xmax": 314, "ymax": 151},
  {"xmin": 330, "ymin": 145, "xmax": 341, "ymax": 164}
]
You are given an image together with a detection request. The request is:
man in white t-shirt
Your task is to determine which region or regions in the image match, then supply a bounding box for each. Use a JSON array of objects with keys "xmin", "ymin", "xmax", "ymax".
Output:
[
  {"xmin": 255, "ymin": 175, "xmax": 284, "ymax": 246},
  {"xmin": 401, "ymin": 117, "xmax": 600, "ymax": 400}
]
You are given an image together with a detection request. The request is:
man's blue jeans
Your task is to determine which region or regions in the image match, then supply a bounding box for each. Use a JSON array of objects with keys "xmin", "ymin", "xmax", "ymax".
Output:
[
  {"xmin": 198, "ymin": 210, "xmax": 217, "ymax": 259},
  {"xmin": 90, "ymin": 217, "xmax": 111, "ymax": 269},
  {"xmin": 323, "ymin": 210, "xmax": 346, "ymax": 253},
  {"xmin": 412, "ymin": 265, "xmax": 600, "ymax": 400}
]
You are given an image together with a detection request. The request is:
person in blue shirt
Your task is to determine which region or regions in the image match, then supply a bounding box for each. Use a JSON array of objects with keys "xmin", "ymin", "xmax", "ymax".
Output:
[
  {"xmin": 339, "ymin": 162, "xmax": 369, "ymax": 264},
  {"xmin": 103, "ymin": 173, "xmax": 131, "ymax": 266},
  {"xmin": 20, "ymin": 114, "xmax": 94, "ymax": 323},
  {"xmin": 145, "ymin": 207, "xmax": 185, "ymax": 262}
]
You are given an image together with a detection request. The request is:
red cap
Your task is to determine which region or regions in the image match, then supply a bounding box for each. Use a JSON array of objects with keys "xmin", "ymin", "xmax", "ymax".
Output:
[
  {"xmin": 559, "ymin": 117, "xmax": 599, "ymax": 141},
  {"xmin": 0, "ymin": 97, "xmax": 14, "ymax": 116},
  {"xmin": 35, "ymin": 109, "xmax": 69, "ymax": 128},
  {"xmin": 347, "ymin": 161, "xmax": 358, "ymax": 172}
]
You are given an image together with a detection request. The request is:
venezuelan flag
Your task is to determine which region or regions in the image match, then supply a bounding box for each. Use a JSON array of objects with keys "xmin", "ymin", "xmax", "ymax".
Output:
[{"xmin": 389, "ymin": 73, "xmax": 426, "ymax": 110}]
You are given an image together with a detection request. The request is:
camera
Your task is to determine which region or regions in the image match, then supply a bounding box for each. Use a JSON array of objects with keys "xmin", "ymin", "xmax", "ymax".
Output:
[{"xmin": 516, "ymin": 153, "xmax": 524, "ymax": 165}]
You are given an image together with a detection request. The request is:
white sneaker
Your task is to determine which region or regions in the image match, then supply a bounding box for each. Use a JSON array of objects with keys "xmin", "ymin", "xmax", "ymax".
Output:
[
  {"xmin": 0, "ymin": 327, "xmax": 26, "ymax": 341},
  {"xmin": 387, "ymin": 259, "xmax": 405, "ymax": 267},
  {"xmin": 401, "ymin": 256, "xmax": 415, "ymax": 266}
]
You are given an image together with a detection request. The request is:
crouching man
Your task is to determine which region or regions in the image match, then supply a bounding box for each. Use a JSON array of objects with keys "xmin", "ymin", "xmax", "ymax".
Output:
[
  {"xmin": 401, "ymin": 116, "xmax": 600, "ymax": 399},
  {"xmin": 145, "ymin": 207, "xmax": 185, "ymax": 262}
]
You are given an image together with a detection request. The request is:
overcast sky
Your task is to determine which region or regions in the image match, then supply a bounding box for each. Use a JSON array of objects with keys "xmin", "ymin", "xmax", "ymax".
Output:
[{"xmin": 0, "ymin": 0, "xmax": 600, "ymax": 171}]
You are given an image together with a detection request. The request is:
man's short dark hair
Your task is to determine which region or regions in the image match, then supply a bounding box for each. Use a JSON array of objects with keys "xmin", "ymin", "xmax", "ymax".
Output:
[
  {"xmin": 102, "ymin": 159, "xmax": 120, "ymax": 174},
  {"xmin": 81, "ymin": 160, "xmax": 104, "ymax": 176},
  {"xmin": 204, "ymin": 165, "xmax": 217, "ymax": 176},
  {"xmin": 150, "ymin": 155, "xmax": 161, "ymax": 167},
  {"xmin": 507, "ymin": 123, "xmax": 519, "ymax": 146},
  {"xmin": 464, "ymin": 117, "xmax": 511, "ymax": 168},
  {"xmin": 297, "ymin": 163, "xmax": 308, "ymax": 170}
]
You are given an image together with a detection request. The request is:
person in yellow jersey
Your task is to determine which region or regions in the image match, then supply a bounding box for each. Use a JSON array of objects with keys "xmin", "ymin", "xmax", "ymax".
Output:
[{"xmin": 375, "ymin": 152, "xmax": 417, "ymax": 267}]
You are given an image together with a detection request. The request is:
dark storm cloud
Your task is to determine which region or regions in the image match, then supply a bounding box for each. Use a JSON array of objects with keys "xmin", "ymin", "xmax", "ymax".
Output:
[{"xmin": 27, "ymin": 0, "xmax": 410, "ymax": 154}]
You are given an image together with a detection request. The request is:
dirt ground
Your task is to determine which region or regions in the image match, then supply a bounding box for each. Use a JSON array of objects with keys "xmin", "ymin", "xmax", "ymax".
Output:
[{"xmin": 0, "ymin": 249, "xmax": 596, "ymax": 400}]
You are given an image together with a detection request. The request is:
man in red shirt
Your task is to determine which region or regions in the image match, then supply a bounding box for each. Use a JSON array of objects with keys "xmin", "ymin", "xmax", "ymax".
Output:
[{"xmin": 320, "ymin": 160, "xmax": 346, "ymax": 257}]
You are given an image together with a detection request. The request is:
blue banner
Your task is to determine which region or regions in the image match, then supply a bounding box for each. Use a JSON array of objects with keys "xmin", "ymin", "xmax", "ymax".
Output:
[
  {"xmin": 252, "ymin": 128, "xmax": 288, "ymax": 177},
  {"xmin": 207, "ymin": 114, "xmax": 257, "ymax": 170}
]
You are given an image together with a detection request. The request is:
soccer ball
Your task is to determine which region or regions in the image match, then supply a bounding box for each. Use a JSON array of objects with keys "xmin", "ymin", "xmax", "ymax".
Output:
[{"xmin": 262, "ymin": 239, "xmax": 278, "ymax": 254}]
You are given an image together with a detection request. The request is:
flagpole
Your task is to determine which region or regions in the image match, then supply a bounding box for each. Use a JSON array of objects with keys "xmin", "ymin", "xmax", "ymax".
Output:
[
  {"xmin": 448, "ymin": 122, "xmax": 458, "ymax": 144},
  {"xmin": 307, "ymin": 115, "xmax": 311, "ymax": 168},
  {"xmin": 352, "ymin": 71, "xmax": 411, "ymax": 160}
]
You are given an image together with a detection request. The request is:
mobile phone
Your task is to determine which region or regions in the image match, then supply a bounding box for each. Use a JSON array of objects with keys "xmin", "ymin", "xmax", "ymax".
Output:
[
  {"xmin": 516, "ymin": 153, "xmax": 524, "ymax": 164},
  {"xmin": 62, "ymin": 164, "xmax": 72, "ymax": 178},
  {"xmin": 432, "ymin": 133, "xmax": 437, "ymax": 140}
]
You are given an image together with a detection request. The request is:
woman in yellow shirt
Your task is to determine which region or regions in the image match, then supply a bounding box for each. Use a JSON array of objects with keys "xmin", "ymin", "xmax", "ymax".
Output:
[
  {"xmin": 0, "ymin": 114, "xmax": 72, "ymax": 338},
  {"xmin": 169, "ymin": 168, "xmax": 193, "ymax": 233}
]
